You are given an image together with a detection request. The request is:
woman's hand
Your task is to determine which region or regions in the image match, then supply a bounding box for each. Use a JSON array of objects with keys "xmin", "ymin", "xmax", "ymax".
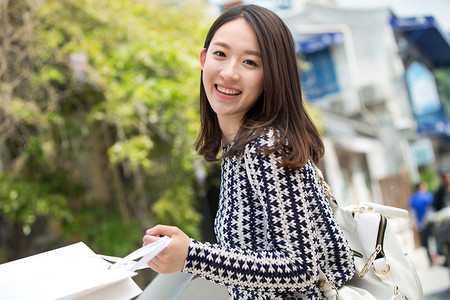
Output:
[{"xmin": 142, "ymin": 225, "xmax": 191, "ymax": 274}]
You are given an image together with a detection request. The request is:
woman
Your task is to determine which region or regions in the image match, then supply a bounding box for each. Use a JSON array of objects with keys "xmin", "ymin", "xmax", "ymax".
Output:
[{"xmin": 143, "ymin": 4, "xmax": 355, "ymax": 299}]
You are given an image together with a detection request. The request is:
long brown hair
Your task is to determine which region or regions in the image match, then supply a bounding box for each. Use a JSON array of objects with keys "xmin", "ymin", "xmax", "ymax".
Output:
[{"xmin": 194, "ymin": 4, "xmax": 324, "ymax": 168}]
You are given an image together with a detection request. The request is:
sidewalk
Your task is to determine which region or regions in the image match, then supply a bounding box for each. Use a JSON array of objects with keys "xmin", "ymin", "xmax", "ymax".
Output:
[{"xmin": 410, "ymin": 247, "xmax": 449, "ymax": 299}]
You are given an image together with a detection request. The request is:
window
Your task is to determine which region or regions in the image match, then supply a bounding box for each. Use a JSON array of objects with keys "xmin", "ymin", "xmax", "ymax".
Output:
[{"xmin": 300, "ymin": 48, "xmax": 339, "ymax": 101}]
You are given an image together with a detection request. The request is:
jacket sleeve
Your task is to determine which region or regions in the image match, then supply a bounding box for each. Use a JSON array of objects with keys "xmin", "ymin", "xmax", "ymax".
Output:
[{"xmin": 182, "ymin": 148, "xmax": 336, "ymax": 295}]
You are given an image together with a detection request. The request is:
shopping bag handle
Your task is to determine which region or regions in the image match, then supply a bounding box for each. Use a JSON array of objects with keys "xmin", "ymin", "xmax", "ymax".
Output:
[{"xmin": 99, "ymin": 236, "xmax": 172, "ymax": 272}]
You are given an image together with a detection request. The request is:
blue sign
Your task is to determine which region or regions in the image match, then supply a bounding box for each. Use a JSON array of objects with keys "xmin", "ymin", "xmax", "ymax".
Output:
[{"xmin": 405, "ymin": 61, "xmax": 450, "ymax": 136}]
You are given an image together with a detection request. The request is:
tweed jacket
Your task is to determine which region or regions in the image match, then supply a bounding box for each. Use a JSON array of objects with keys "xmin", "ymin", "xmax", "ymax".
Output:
[{"xmin": 183, "ymin": 130, "xmax": 355, "ymax": 299}]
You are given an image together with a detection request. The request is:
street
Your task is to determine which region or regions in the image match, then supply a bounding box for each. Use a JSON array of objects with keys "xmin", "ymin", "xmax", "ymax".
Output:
[
  {"xmin": 420, "ymin": 265, "xmax": 450, "ymax": 299},
  {"xmin": 411, "ymin": 248, "xmax": 450, "ymax": 299},
  {"xmin": 420, "ymin": 264, "xmax": 449, "ymax": 299}
]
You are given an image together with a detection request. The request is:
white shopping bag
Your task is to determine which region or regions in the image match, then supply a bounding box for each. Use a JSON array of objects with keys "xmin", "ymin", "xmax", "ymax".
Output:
[{"xmin": 0, "ymin": 237, "xmax": 171, "ymax": 300}]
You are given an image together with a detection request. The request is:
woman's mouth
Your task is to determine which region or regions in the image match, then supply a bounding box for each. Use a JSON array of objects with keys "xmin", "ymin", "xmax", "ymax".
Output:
[{"xmin": 215, "ymin": 84, "xmax": 242, "ymax": 96}]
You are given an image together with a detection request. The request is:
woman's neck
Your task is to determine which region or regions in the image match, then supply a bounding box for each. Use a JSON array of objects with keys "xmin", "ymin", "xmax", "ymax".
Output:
[{"xmin": 218, "ymin": 116, "xmax": 241, "ymax": 146}]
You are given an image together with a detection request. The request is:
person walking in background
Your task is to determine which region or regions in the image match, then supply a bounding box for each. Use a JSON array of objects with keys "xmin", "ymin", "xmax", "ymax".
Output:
[
  {"xmin": 433, "ymin": 167, "xmax": 450, "ymax": 212},
  {"xmin": 409, "ymin": 181, "xmax": 434, "ymax": 263},
  {"xmin": 142, "ymin": 5, "xmax": 355, "ymax": 299},
  {"xmin": 432, "ymin": 167, "xmax": 450, "ymax": 266}
]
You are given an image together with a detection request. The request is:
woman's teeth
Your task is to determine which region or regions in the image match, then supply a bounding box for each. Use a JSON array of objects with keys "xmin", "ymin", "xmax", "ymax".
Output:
[{"xmin": 216, "ymin": 85, "xmax": 241, "ymax": 95}]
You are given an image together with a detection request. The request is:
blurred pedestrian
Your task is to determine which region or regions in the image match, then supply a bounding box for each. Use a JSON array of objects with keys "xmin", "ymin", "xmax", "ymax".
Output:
[
  {"xmin": 409, "ymin": 181, "xmax": 433, "ymax": 263},
  {"xmin": 433, "ymin": 168, "xmax": 450, "ymax": 212},
  {"xmin": 432, "ymin": 167, "xmax": 450, "ymax": 266}
]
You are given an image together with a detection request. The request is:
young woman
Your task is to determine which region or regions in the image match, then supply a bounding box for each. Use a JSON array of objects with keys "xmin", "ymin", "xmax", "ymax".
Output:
[{"xmin": 143, "ymin": 4, "xmax": 355, "ymax": 299}]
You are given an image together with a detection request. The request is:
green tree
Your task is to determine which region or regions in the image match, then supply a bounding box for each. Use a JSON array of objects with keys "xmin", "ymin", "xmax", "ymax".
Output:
[{"xmin": 0, "ymin": 0, "xmax": 210, "ymax": 262}]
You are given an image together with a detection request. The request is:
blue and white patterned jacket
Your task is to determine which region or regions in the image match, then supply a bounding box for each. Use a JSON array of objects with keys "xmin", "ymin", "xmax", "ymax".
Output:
[{"xmin": 183, "ymin": 130, "xmax": 355, "ymax": 299}]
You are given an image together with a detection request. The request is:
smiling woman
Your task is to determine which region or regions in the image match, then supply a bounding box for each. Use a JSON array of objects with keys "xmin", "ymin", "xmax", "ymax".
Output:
[
  {"xmin": 142, "ymin": 4, "xmax": 355, "ymax": 300},
  {"xmin": 199, "ymin": 18, "xmax": 264, "ymax": 145}
]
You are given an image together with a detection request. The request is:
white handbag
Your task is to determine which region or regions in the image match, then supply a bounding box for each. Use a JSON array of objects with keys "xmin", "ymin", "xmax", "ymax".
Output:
[{"xmin": 315, "ymin": 167, "xmax": 423, "ymax": 300}]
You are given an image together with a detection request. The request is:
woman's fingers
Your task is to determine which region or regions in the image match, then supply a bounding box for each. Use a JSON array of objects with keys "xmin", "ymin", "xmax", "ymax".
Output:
[
  {"xmin": 142, "ymin": 224, "xmax": 191, "ymax": 274},
  {"xmin": 142, "ymin": 234, "xmax": 160, "ymax": 246},
  {"xmin": 146, "ymin": 224, "xmax": 179, "ymax": 236}
]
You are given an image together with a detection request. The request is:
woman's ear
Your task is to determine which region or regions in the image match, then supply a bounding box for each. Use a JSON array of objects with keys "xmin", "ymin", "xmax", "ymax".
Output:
[{"xmin": 199, "ymin": 48, "xmax": 207, "ymax": 70}]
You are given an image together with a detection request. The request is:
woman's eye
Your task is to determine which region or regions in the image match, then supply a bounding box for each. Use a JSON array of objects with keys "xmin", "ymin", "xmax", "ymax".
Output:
[
  {"xmin": 213, "ymin": 51, "xmax": 226, "ymax": 57},
  {"xmin": 244, "ymin": 59, "xmax": 257, "ymax": 66}
]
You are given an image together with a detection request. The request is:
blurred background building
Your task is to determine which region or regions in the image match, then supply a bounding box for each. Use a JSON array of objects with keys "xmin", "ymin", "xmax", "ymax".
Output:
[{"xmin": 209, "ymin": 0, "xmax": 450, "ymax": 210}]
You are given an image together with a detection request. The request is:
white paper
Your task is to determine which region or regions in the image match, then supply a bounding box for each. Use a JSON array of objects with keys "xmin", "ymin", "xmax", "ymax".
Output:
[{"xmin": 0, "ymin": 237, "xmax": 171, "ymax": 300}]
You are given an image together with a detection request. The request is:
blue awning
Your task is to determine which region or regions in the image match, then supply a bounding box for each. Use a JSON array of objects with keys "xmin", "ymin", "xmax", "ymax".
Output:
[
  {"xmin": 295, "ymin": 32, "xmax": 343, "ymax": 54},
  {"xmin": 417, "ymin": 121, "xmax": 450, "ymax": 137},
  {"xmin": 391, "ymin": 15, "xmax": 450, "ymax": 68}
]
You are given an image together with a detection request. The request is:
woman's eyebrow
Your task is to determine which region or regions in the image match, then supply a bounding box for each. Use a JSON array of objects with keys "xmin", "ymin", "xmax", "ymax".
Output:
[{"xmin": 212, "ymin": 41, "xmax": 261, "ymax": 57}]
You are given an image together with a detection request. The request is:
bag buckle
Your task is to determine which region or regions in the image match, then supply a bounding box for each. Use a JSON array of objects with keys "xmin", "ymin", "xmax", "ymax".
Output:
[
  {"xmin": 359, "ymin": 245, "xmax": 382, "ymax": 278},
  {"xmin": 352, "ymin": 205, "xmax": 374, "ymax": 214},
  {"xmin": 320, "ymin": 179, "xmax": 338, "ymax": 203},
  {"xmin": 373, "ymin": 261, "xmax": 391, "ymax": 277}
]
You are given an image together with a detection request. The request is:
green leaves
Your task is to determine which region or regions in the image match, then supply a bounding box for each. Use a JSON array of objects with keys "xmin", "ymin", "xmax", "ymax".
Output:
[
  {"xmin": 152, "ymin": 182, "xmax": 202, "ymax": 239},
  {"xmin": 109, "ymin": 135, "xmax": 154, "ymax": 173},
  {"xmin": 0, "ymin": 175, "xmax": 71, "ymax": 235},
  {"xmin": 1, "ymin": 0, "xmax": 212, "ymax": 260}
]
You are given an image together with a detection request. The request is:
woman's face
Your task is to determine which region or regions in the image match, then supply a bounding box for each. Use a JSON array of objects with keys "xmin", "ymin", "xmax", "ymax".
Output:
[{"xmin": 200, "ymin": 18, "xmax": 264, "ymax": 127}]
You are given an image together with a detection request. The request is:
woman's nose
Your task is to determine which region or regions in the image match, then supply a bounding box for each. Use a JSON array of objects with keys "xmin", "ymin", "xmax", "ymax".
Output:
[{"xmin": 220, "ymin": 62, "xmax": 240, "ymax": 82}]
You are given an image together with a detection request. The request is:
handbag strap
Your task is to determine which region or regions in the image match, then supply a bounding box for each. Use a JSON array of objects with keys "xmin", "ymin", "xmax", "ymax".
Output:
[
  {"xmin": 318, "ymin": 270, "xmax": 338, "ymax": 299},
  {"xmin": 313, "ymin": 163, "xmax": 341, "ymax": 297},
  {"xmin": 311, "ymin": 162, "xmax": 339, "ymax": 207}
]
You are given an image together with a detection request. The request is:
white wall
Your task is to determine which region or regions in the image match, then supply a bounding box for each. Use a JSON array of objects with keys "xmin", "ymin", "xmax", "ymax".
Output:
[{"xmin": 282, "ymin": 3, "xmax": 420, "ymax": 204}]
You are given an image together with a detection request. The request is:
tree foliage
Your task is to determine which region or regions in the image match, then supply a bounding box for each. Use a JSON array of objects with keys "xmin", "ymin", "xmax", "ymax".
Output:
[{"xmin": 0, "ymin": 0, "xmax": 210, "ymax": 261}]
